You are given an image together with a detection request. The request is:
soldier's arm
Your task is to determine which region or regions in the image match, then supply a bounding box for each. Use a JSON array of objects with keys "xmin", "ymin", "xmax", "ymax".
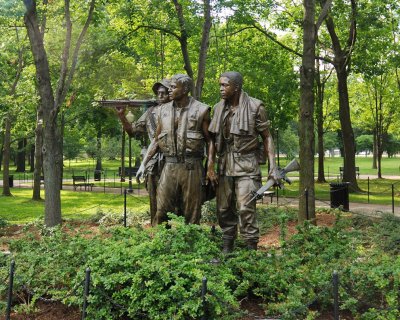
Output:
[
  {"xmin": 115, "ymin": 107, "xmax": 147, "ymax": 137},
  {"xmin": 202, "ymin": 109, "xmax": 218, "ymax": 186},
  {"xmin": 258, "ymin": 106, "xmax": 279, "ymax": 180},
  {"xmin": 115, "ymin": 107, "xmax": 134, "ymax": 137},
  {"xmin": 143, "ymin": 122, "xmax": 161, "ymax": 166},
  {"xmin": 261, "ymin": 129, "xmax": 277, "ymax": 173}
]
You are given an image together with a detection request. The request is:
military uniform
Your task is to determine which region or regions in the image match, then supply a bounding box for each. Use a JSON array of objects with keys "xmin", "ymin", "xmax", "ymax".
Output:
[
  {"xmin": 209, "ymin": 91, "xmax": 269, "ymax": 245},
  {"xmin": 155, "ymin": 97, "xmax": 210, "ymax": 224},
  {"xmin": 132, "ymin": 105, "xmax": 162, "ymax": 225}
]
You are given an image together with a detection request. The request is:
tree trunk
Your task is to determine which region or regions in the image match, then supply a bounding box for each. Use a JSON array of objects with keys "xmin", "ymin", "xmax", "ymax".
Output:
[
  {"xmin": 372, "ymin": 130, "xmax": 377, "ymax": 169},
  {"xmin": 2, "ymin": 115, "xmax": 12, "ymax": 196},
  {"xmin": 195, "ymin": 0, "xmax": 212, "ymax": 100},
  {"xmin": 377, "ymin": 149, "xmax": 382, "ymax": 178},
  {"xmin": 24, "ymin": 0, "xmax": 61, "ymax": 226},
  {"xmin": 120, "ymin": 129, "xmax": 125, "ymax": 181},
  {"xmin": 43, "ymin": 122, "xmax": 63, "ymax": 226},
  {"xmin": 172, "ymin": 0, "xmax": 194, "ymax": 95},
  {"xmin": 0, "ymin": 141, "xmax": 3, "ymax": 171},
  {"xmin": 60, "ymin": 111, "xmax": 65, "ymax": 190},
  {"xmin": 298, "ymin": 0, "xmax": 316, "ymax": 223},
  {"xmin": 16, "ymin": 138, "xmax": 26, "ymax": 172},
  {"xmin": 32, "ymin": 111, "xmax": 43, "ymax": 201},
  {"xmin": 24, "ymin": 0, "xmax": 96, "ymax": 226},
  {"xmin": 95, "ymin": 127, "xmax": 102, "ymax": 171},
  {"xmin": 315, "ymin": 67, "xmax": 326, "ymax": 183},
  {"xmin": 30, "ymin": 144, "xmax": 35, "ymax": 172},
  {"xmin": 336, "ymin": 68, "xmax": 360, "ymax": 191}
]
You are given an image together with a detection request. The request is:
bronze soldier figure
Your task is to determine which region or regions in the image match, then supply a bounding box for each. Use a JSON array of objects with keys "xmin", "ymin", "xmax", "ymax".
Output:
[
  {"xmin": 116, "ymin": 79, "xmax": 171, "ymax": 225},
  {"xmin": 144, "ymin": 74, "xmax": 215, "ymax": 225},
  {"xmin": 208, "ymin": 71, "xmax": 279, "ymax": 252}
]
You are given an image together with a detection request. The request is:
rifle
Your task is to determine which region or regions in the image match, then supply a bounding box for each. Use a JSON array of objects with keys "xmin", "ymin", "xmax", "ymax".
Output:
[
  {"xmin": 95, "ymin": 99, "xmax": 158, "ymax": 108},
  {"xmin": 245, "ymin": 159, "xmax": 300, "ymax": 206}
]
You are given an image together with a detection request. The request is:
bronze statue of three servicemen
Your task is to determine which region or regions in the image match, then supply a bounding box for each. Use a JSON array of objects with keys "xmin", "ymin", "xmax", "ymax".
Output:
[{"xmin": 117, "ymin": 72, "xmax": 279, "ymax": 253}]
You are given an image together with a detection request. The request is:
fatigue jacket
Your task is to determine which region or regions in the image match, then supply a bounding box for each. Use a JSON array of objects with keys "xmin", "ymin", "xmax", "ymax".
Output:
[
  {"xmin": 157, "ymin": 97, "xmax": 209, "ymax": 159},
  {"xmin": 132, "ymin": 105, "xmax": 161, "ymax": 174},
  {"xmin": 132, "ymin": 106, "xmax": 159, "ymax": 141},
  {"xmin": 209, "ymin": 91, "xmax": 269, "ymax": 177}
]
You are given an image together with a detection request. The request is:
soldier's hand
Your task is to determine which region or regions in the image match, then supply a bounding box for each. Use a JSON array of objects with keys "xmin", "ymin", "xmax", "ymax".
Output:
[
  {"xmin": 206, "ymin": 168, "xmax": 218, "ymax": 187},
  {"xmin": 268, "ymin": 166, "xmax": 281, "ymax": 185},
  {"xmin": 135, "ymin": 163, "xmax": 145, "ymax": 183},
  {"xmin": 115, "ymin": 106, "xmax": 126, "ymax": 115}
]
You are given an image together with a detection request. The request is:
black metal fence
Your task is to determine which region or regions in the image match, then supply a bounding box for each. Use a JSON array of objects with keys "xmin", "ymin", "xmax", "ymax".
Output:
[{"xmin": 3, "ymin": 258, "xmax": 352, "ymax": 320}]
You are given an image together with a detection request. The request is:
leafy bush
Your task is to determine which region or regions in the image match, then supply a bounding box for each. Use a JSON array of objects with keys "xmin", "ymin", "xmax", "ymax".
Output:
[
  {"xmin": 1, "ymin": 215, "xmax": 239, "ymax": 319},
  {"xmin": 225, "ymin": 216, "xmax": 399, "ymax": 320},
  {"xmin": 371, "ymin": 213, "xmax": 400, "ymax": 254},
  {"xmin": 1, "ymin": 211, "xmax": 399, "ymax": 319}
]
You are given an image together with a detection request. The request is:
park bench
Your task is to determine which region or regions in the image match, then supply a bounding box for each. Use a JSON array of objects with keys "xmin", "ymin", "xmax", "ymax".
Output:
[
  {"xmin": 339, "ymin": 166, "xmax": 360, "ymax": 179},
  {"xmin": 118, "ymin": 166, "xmax": 140, "ymax": 177},
  {"xmin": 72, "ymin": 175, "xmax": 94, "ymax": 191},
  {"xmin": 261, "ymin": 190, "xmax": 275, "ymax": 204}
]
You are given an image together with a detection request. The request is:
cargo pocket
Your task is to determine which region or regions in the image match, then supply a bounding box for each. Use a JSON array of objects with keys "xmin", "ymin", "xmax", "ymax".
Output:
[
  {"xmin": 186, "ymin": 130, "xmax": 204, "ymax": 154},
  {"xmin": 234, "ymin": 153, "xmax": 257, "ymax": 174},
  {"xmin": 157, "ymin": 131, "xmax": 169, "ymax": 153}
]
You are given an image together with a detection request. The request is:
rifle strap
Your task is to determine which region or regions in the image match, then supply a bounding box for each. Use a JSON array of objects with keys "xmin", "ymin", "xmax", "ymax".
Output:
[{"xmin": 148, "ymin": 107, "xmax": 157, "ymax": 133}]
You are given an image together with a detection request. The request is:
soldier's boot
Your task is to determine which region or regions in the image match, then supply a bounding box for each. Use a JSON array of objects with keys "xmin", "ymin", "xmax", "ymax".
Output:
[
  {"xmin": 246, "ymin": 240, "xmax": 258, "ymax": 251},
  {"xmin": 222, "ymin": 238, "xmax": 234, "ymax": 254}
]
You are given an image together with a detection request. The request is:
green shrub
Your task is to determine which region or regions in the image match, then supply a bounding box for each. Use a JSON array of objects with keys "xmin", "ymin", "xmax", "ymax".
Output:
[
  {"xmin": 1, "ymin": 215, "xmax": 240, "ymax": 319},
  {"xmin": 2, "ymin": 211, "xmax": 399, "ymax": 319}
]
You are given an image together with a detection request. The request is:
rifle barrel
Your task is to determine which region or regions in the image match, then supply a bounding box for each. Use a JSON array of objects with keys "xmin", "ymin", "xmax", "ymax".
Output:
[{"xmin": 95, "ymin": 100, "xmax": 158, "ymax": 108}]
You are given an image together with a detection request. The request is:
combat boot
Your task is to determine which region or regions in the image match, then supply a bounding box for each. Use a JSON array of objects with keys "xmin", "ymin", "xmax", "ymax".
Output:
[
  {"xmin": 246, "ymin": 240, "xmax": 258, "ymax": 251},
  {"xmin": 222, "ymin": 238, "xmax": 234, "ymax": 254}
]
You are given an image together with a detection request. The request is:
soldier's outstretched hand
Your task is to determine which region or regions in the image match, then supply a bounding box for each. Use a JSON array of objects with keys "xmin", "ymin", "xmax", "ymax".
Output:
[
  {"xmin": 135, "ymin": 163, "xmax": 145, "ymax": 183},
  {"xmin": 207, "ymin": 167, "xmax": 218, "ymax": 187},
  {"xmin": 268, "ymin": 165, "xmax": 281, "ymax": 186}
]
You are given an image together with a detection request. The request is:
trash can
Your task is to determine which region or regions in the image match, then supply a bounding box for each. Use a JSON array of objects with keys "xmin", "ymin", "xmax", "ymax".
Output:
[
  {"xmin": 330, "ymin": 182, "xmax": 350, "ymax": 211},
  {"xmin": 94, "ymin": 170, "xmax": 102, "ymax": 181},
  {"xmin": 9, "ymin": 175, "xmax": 14, "ymax": 188}
]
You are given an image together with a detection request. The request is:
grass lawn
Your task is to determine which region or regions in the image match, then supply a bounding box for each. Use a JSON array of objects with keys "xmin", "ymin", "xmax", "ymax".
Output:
[
  {"xmin": 261, "ymin": 155, "xmax": 400, "ymax": 177},
  {"xmin": 2, "ymin": 155, "xmax": 400, "ymax": 181},
  {"xmin": 280, "ymin": 178, "xmax": 400, "ymax": 205},
  {"xmin": 0, "ymin": 188, "xmax": 149, "ymax": 224},
  {"xmin": 1, "ymin": 156, "xmax": 399, "ymax": 225}
]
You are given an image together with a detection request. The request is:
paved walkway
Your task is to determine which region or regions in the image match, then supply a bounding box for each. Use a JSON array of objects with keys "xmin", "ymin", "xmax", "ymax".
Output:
[
  {"xmin": 1, "ymin": 178, "xmax": 399, "ymax": 218},
  {"xmin": 264, "ymin": 196, "xmax": 399, "ymax": 218}
]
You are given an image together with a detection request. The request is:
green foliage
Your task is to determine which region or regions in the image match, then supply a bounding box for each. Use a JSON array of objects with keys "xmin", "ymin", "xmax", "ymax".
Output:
[
  {"xmin": 225, "ymin": 216, "xmax": 399, "ymax": 319},
  {"xmin": 2, "ymin": 215, "xmax": 239, "ymax": 319},
  {"xmin": 200, "ymin": 200, "xmax": 218, "ymax": 224},
  {"xmin": 356, "ymin": 134, "xmax": 373, "ymax": 154},
  {"xmin": 371, "ymin": 213, "xmax": 400, "ymax": 254},
  {"xmin": 63, "ymin": 126, "xmax": 84, "ymax": 162},
  {"xmin": 1, "ymin": 213, "xmax": 399, "ymax": 319},
  {"xmin": 385, "ymin": 134, "xmax": 400, "ymax": 157},
  {"xmin": 278, "ymin": 123, "xmax": 299, "ymax": 158}
]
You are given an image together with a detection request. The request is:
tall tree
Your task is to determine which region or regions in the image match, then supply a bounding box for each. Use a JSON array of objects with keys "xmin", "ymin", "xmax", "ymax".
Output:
[
  {"xmin": 0, "ymin": 21, "xmax": 27, "ymax": 196},
  {"xmin": 315, "ymin": 63, "xmax": 333, "ymax": 183},
  {"xmin": 318, "ymin": 0, "xmax": 359, "ymax": 191},
  {"xmin": 23, "ymin": 0, "xmax": 96, "ymax": 226},
  {"xmin": 112, "ymin": 0, "xmax": 212, "ymax": 98},
  {"xmin": 298, "ymin": 0, "xmax": 317, "ymax": 222}
]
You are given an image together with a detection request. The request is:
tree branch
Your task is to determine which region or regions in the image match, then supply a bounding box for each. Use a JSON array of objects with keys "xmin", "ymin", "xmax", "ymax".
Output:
[
  {"xmin": 346, "ymin": 0, "xmax": 357, "ymax": 54},
  {"xmin": 251, "ymin": 23, "xmax": 303, "ymax": 59},
  {"xmin": 54, "ymin": 0, "xmax": 72, "ymax": 113},
  {"xmin": 316, "ymin": 0, "xmax": 332, "ymax": 30},
  {"xmin": 127, "ymin": 24, "xmax": 181, "ymax": 42},
  {"xmin": 9, "ymin": 27, "xmax": 26, "ymax": 96},
  {"xmin": 62, "ymin": 0, "xmax": 96, "ymax": 106},
  {"xmin": 195, "ymin": 0, "xmax": 212, "ymax": 100},
  {"xmin": 172, "ymin": 0, "xmax": 193, "ymax": 80}
]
